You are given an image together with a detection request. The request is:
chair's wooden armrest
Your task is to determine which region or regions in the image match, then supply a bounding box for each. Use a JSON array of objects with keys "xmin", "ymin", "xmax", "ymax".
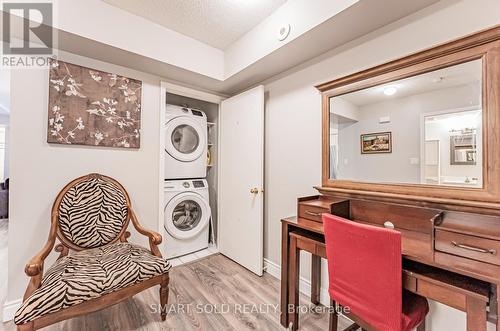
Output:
[
  {"xmin": 129, "ymin": 208, "xmax": 163, "ymax": 257},
  {"xmin": 139, "ymin": 227, "xmax": 162, "ymax": 245},
  {"xmin": 22, "ymin": 215, "xmax": 58, "ymax": 299},
  {"xmin": 25, "ymin": 215, "xmax": 58, "ymax": 277},
  {"xmin": 25, "ymin": 258, "xmax": 44, "ymax": 277},
  {"xmin": 25, "ymin": 241, "xmax": 56, "ymax": 276}
]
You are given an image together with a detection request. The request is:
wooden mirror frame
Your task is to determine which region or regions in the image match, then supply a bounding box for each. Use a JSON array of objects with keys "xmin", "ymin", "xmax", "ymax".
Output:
[{"xmin": 315, "ymin": 25, "xmax": 500, "ymax": 211}]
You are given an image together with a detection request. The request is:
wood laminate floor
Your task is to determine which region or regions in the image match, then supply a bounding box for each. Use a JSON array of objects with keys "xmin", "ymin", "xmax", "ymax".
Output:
[{"xmin": 4, "ymin": 253, "xmax": 350, "ymax": 330}]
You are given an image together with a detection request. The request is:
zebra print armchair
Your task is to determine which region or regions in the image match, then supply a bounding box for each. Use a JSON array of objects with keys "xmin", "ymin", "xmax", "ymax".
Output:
[{"xmin": 14, "ymin": 173, "xmax": 171, "ymax": 331}]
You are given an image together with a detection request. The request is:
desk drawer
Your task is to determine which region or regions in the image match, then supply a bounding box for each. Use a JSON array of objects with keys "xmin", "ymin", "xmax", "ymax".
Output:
[
  {"xmin": 435, "ymin": 229, "xmax": 500, "ymax": 266},
  {"xmin": 298, "ymin": 204, "xmax": 328, "ymax": 223},
  {"xmin": 349, "ymin": 200, "xmax": 439, "ymax": 234}
]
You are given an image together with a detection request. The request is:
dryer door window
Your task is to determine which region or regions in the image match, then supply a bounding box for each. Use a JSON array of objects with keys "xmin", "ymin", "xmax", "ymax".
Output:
[
  {"xmin": 165, "ymin": 116, "xmax": 206, "ymax": 162},
  {"xmin": 164, "ymin": 192, "xmax": 210, "ymax": 240},
  {"xmin": 171, "ymin": 124, "xmax": 200, "ymax": 154},
  {"xmin": 172, "ymin": 199, "xmax": 202, "ymax": 231}
]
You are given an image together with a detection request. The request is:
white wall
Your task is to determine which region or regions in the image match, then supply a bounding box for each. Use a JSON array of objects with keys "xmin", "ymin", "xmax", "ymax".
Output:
[
  {"xmin": 7, "ymin": 51, "xmax": 162, "ymax": 305},
  {"xmin": 264, "ymin": 0, "xmax": 500, "ymax": 330}
]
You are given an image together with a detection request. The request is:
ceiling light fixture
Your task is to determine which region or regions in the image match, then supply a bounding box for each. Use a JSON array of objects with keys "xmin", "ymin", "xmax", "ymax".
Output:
[{"xmin": 383, "ymin": 86, "xmax": 397, "ymax": 96}]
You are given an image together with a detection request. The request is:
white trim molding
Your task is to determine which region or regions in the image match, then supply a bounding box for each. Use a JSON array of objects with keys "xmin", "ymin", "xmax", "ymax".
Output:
[{"xmin": 163, "ymin": 82, "xmax": 225, "ymax": 105}]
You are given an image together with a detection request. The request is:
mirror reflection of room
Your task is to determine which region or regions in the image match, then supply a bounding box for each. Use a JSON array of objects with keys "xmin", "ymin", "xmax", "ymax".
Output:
[
  {"xmin": 329, "ymin": 59, "xmax": 482, "ymax": 188},
  {"xmin": 423, "ymin": 109, "xmax": 481, "ymax": 187}
]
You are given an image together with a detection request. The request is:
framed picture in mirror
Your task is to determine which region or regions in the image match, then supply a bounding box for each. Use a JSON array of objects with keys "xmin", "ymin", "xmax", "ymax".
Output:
[{"xmin": 360, "ymin": 132, "xmax": 392, "ymax": 154}]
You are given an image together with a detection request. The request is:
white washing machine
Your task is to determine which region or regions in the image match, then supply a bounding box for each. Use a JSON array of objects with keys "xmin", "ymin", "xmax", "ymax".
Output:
[
  {"xmin": 163, "ymin": 179, "xmax": 211, "ymax": 259},
  {"xmin": 164, "ymin": 104, "xmax": 207, "ymax": 180}
]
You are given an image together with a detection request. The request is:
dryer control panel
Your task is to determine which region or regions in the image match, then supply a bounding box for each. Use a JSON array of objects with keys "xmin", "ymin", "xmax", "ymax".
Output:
[{"xmin": 193, "ymin": 180, "xmax": 206, "ymax": 188}]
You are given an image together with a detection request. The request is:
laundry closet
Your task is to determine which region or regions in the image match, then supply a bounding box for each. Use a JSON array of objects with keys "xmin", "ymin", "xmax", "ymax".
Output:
[{"xmin": 159, "ymin": 82, "xmax": 265, "ymax": 275}]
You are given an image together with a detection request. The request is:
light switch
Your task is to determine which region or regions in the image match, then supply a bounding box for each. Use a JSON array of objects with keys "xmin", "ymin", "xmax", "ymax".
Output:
[{"xmin": 410, "ymin": 157, "xmax": 420, "ymax": 165}]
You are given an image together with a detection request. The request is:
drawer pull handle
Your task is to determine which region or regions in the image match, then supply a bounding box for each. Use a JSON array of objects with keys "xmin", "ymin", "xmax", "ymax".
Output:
[
  {"xmin": 305, "ymin": 210, "xmax": 322, "ymax": 217},
  {"xmin": 451, "ymin": 241, "xmax": 496, "ymax": 255}
]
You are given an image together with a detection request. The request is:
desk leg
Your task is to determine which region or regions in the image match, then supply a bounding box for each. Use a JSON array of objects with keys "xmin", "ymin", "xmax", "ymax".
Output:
[
  {"xmin": 497, "ymin": 283, "xmax": 500, "ymax": 331},
  {"xmin": 311, "ymin": 255, "xmax": 321, "ymax": 305},
  {"xmin": 280, "ymin": 222, "xmax": 290, "ymax": 328},
  {"xmin": 466, "ymin": 296, "xmax": 487, "ymax": 331},
  {"xmin": 289, "ymin": 235, "xmax": 300, "ymax": 331}
]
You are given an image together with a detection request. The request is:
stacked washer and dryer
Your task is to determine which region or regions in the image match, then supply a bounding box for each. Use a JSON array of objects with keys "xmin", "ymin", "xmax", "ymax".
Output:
[{"xmin": 163, "ymin": 104, "xmax": 211, "ymax": 259}]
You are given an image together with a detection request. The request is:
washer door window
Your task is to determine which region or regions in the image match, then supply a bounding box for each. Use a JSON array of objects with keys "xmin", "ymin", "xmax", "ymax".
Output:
[
  {"xmin": 173, "ymin": 199, "xmax": 201, "ymax": 231},
  {"xmin": 165, "ymin": 117, "xmax": 206, "ymax": 162},
  {"xmin": 164, "ymin": 192, "xmax": 210, "ymax": 240}
]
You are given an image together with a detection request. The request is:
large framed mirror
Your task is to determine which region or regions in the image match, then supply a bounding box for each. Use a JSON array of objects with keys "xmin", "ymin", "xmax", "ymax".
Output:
[{"xmin": 316, "ymin": 26, "xmax": 500, "ymax": 207}]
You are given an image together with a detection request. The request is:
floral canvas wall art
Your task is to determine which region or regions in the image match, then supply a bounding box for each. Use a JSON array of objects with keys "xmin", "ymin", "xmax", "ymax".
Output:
[{"xmin": 47, "ymin": 59, "xmax": 142, "ymax": 148}]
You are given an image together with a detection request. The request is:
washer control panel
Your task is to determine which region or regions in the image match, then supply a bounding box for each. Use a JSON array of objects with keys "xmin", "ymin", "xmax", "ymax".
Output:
[{"xmin": 192, "ymin": 180, "xmax": 205, "ymax": 188}]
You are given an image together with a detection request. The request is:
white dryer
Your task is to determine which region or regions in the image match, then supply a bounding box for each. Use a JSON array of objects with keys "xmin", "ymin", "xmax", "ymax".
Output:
[
  {"xmin": 163, "ymin": 179, "xmax": 211, "ymax": 259},
  {"xmin": 164, "ymin": 104, "xmax": 207, "ymax": 179}
]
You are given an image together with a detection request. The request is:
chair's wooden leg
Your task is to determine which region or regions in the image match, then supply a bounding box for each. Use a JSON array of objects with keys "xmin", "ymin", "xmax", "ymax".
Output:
[
  {"xmin": 329, "ymin": 299, "xmax": 338, "ymax": 331},
  {"xmin": 417, "ymin": 320, "xmax": 426, "ymax": 331},
  {"xmin": 17, "ymin": 322, "xmax": 34, "ymax": 331},
  {"xmin": 160, "ymin": 274, "xmax": 170, "ymax": 321}
]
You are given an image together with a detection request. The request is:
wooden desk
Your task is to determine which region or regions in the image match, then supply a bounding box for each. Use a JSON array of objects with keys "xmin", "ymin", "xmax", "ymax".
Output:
[{"xmin": 280, "ymin": 216, "xmax": 495, "ymax": 331}]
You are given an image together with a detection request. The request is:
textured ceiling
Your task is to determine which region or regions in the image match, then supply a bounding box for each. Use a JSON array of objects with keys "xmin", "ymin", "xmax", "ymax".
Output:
[{"xmin": 102, "ymin": 0, "xmax": 287, "ymax": 50}]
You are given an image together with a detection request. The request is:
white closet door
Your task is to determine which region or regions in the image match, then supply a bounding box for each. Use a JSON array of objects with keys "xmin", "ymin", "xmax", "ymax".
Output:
[{"xmin": 218, "ymin": 85, "xmax": 264, "ymax": 276}]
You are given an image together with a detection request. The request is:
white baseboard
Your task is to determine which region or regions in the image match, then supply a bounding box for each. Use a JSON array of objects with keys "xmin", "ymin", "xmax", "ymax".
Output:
[
  {"xmin": 3, "ymin": 298, "xmax": 21, "ymax": 322},
  {"xmin": 263, "ymin": 258, "xmax": 329, "ymax": 306}
]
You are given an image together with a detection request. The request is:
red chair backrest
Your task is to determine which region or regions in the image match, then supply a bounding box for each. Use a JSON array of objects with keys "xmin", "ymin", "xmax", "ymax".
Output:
[{"xmin": 323, "ymin": 214, "xmax": 402, "ymax": 331}]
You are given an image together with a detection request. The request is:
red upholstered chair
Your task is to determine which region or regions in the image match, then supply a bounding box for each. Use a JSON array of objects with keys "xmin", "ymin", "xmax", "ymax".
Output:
[{"xmin": 323, "ymin": 214, "xmax": 429, "ymax": 331}]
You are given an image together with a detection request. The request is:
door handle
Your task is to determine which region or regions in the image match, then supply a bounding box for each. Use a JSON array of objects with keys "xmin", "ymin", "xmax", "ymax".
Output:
[{"xmin": 250, "ymin": 188, "xmax": 259, "ymax": 194}]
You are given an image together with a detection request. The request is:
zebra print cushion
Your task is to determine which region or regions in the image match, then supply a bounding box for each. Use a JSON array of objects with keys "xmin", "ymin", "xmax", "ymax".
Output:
[
  {"xmin": 58, "ymin": 176, "xmax": 128, "ymax": 248},
  {"xmin": 14, "ymin": 242, "xmax": 171, "ymax": 324}
]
